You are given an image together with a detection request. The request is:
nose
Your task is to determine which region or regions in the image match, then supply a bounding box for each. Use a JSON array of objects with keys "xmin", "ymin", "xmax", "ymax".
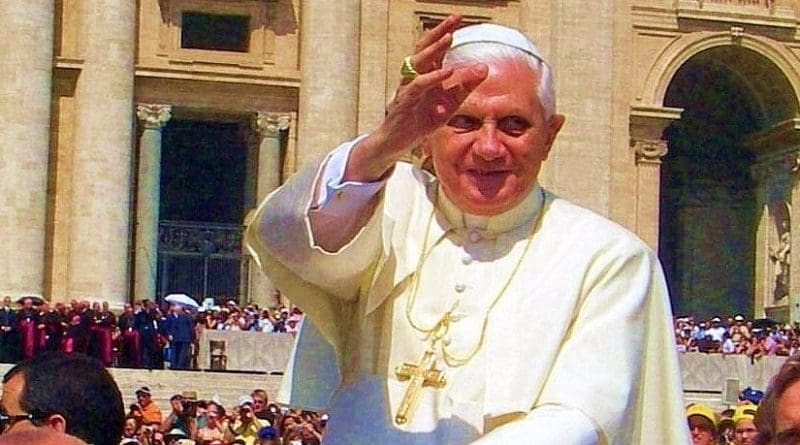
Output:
[{"xmin": 472, "ymin": 123, "xmax": 505, "ymax": 162}]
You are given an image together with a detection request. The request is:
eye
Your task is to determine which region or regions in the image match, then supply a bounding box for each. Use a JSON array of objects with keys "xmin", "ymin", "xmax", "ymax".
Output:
[
  {"xmin": 497, "ymin": 116, "xmax": 531, "ymax": 136},
  {"xmin": 447, "ymin": 115, "xmax": 481, "ymax": 132}
]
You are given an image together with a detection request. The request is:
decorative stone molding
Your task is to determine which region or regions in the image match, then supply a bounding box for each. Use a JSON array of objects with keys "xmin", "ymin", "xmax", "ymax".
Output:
[
  {"xmin": 136, "ymin": 104, "xmax": 172, "ymax": 129},
  {"xmin": 159, "ymin": 221, "xmax": 243, "ymax": 256},
  {"xmin": 730, "ymin": 25, "xmax": 744, "ymax": 43},
  {"xmin": 252, "ymin": 112, "xmax": 290, "ymax": 139},
  {"xmin": 632, "ymin": 139, "xmax": 668, "ymax": 164}
]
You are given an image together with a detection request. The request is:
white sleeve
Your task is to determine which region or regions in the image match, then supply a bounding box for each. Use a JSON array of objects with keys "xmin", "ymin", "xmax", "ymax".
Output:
[
  {"xmin": 313, "ymin": 135, "xmax": 387, "ymax": 217},
  {"xmin": 471, "ymin": 405, "xmax": 599, "ymax": 445}
]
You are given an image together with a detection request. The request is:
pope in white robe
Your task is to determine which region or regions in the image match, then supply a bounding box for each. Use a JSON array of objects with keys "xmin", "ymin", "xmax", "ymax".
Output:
[{"xmin": 245, "ymin": 17, "xmax": 689, "ymax": 444}]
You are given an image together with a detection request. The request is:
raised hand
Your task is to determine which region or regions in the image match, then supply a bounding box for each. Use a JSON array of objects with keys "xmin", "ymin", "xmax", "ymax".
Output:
[{"xmin": 345, "ymin": 14, "xmax": 488, "ymax": 182}]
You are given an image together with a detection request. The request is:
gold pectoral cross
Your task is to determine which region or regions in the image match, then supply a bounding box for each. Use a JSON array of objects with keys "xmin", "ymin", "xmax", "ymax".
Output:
[{"xmin": 394, "ymin": 312, "xmax": 454, "ymax": 425}]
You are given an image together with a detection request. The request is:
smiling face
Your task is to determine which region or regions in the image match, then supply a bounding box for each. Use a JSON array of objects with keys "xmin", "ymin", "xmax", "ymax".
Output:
[{"xmin": 422, "ymin": 57, "xmax": 564, "ymax": 216}]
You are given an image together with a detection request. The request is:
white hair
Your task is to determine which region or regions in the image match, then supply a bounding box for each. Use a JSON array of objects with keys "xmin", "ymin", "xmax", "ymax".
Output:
[{"xmin": 442, "ymin": 43, "xmax": 556, "ymax": 119}]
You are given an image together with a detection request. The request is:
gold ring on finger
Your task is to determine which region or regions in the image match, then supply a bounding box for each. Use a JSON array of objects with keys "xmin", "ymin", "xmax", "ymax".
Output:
[{"xmin": 401, "ymin": 56, "xmax": 419, "ymax": 81}]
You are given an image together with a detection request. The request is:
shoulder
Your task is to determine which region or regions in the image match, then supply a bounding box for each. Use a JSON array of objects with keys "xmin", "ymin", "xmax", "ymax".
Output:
[{"xmin": 540, "ymin": 191, "xmax": 652, "ymax": 255}]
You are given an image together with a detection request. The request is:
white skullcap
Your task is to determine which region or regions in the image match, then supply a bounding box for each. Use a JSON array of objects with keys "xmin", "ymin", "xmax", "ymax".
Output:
[{"xmin": 450, "ymin": 23, "xmax": 546, "ymax": 64}]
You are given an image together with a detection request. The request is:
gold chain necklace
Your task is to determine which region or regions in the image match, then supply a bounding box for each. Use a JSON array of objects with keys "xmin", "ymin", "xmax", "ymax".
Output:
[{"xmin": 404, "ymin": 189, "xmax": 545, "ymax": 367}]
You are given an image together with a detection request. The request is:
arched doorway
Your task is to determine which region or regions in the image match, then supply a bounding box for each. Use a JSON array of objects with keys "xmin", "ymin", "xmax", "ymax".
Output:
[{"xmin": 659, "ymin": 45, "xmax": 798, "ymax": 320}]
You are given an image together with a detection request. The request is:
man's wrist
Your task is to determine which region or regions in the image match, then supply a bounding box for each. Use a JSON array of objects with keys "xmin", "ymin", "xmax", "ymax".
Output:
[{"xmin": 344, "ymin": 132, "xmax": 401, "ymax": 182}]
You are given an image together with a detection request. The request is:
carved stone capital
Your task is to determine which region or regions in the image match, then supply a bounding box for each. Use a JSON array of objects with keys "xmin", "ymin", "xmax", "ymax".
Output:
[
  {"xmin": 136, "ymin": 104, "xmax": 172, "ymax": 130},
  {"xmin": 252, "ymin": 112, "xmax": 291, "ymax": 139},
  {"xmin": 632, "ymin": 139, "xmax": 668, "ymax": 164}
]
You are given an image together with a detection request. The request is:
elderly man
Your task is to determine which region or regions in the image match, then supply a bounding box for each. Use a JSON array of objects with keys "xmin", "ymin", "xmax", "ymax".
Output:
[{"xmin": 245, "ymin": 15, "xmax": 687, "ymax": 444}]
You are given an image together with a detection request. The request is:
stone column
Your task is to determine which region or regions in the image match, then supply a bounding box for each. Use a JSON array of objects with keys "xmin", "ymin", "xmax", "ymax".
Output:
[
  {"xmin": 633, "ymin": 139, "xmax": 668, "ymax": 249},
  {"xmin": 253, "ymin": 112, "xmax": 290, "ymax": 198},
  {"xmin": 134, "ymin": 104, "xmax": 172, "ymax": 301},
  {"xmin": 67, "ymin": 1, "xmax": 136, "ymax": 307},
  {"xmin": 247, "ymin": 112, "xmax": 290, "ymax": 308},
  {"xmin": 0, "ymin": 1, "xmax": 55, "ymax": 296},
  {"xmin": 296, "ymin": 0, "xmax": 360, "ymax": 167}
]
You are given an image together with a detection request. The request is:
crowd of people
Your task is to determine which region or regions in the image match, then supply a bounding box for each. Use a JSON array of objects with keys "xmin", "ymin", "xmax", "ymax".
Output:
[
  {"xmin": 685, "ymin": 389, "xmax": 761, "ymax": 445},
  {"xmin": 0, "ymin": 351, "xmax": 326, "ymax": 445},
  {"xmin": 675, "ymin": 314, "xmax": 800, "ymax": 359},
  {"xmin": 123, "ymin": 386, "xmax": 324, "ymax": 445},
  {"xmin": 0, "ymin": 295, "xmax": 303, "ymax": 370}
]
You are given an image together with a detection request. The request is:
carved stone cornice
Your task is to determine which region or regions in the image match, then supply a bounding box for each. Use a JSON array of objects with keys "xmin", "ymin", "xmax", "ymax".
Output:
[
  {"xmin": 633, "ymin": 139, "xmax": 668, "ymax": 164},
  {"xmin": 252, "ymin": 112, "xmax": 291, "ymax": 139},
  {"xmin": 136, "ymin": 104, "xmax": 172, "ymax": 130}
]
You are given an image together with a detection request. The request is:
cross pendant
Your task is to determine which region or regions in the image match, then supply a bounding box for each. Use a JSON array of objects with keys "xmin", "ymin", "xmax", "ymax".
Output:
[
  {"xmin": 394, "ymin": 345, "xmax": 447, "ymax": 425},
  {"xmin": 394, "ymin": 312, "xmax": 452, "ymax": 425}
]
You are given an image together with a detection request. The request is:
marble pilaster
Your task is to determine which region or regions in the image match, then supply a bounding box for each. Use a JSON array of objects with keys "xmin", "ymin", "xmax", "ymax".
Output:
[
  {"xmin": 134, "ymin": 104, "xmax": 172, "ymax": 301},
  {"xmin": 67, "ymin": 1, "xmax": 136, "ymax": 307},
  {"xmin": 629, "ymin": 106, "xmax": 681, "ymax": 250},
  {"xmin": 296, "ymin": 0, "xmax": 360, "ymax": 167},
  {"xmin": 632, "ymin": 139, "xmax": 668, "ymax": 250},
  {"xmin": 0, "ymin": 1, "xmax": 55, "ymax": 297}
]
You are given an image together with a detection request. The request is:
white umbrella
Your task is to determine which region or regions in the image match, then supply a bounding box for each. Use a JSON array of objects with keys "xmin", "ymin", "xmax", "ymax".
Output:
[{"xmin": 164, "ymin": 293, "xmax": 200, "ymax": 310}]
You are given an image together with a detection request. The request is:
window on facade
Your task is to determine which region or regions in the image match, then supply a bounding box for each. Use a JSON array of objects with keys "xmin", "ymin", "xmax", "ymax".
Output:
[
  {"xmin": 180, "ymin": 11, "xmax": 250, "ymax": 52},
  {"xmin": 418, "ymin": 16, "xmax": 481, "ymax": 38}
]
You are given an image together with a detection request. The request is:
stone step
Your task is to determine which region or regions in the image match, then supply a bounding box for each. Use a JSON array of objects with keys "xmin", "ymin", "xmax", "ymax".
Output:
[{"xmin": 0, "ymin": 363, "xmax": 284, "ymax": 412}]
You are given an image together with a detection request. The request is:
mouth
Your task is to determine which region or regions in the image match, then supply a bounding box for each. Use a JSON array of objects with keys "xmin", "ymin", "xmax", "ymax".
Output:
[{"xmin": 467, "ymin": 168, "xmax": 510, "ymax": 178}]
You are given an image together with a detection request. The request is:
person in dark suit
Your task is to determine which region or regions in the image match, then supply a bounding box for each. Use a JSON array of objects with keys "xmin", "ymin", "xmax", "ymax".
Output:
[
  {"xmin": 117, "ymin": 303, "xmax": 140, "ymax": 368},
  {"xmin": 164, "ymin": 304, "xmax": 194, "ymax": 370},
  {"xmin": 136, "ymin": 300, "xmax": 161, "ymax": 369},
  {"xmin": 38, "ymin": 302, "xmax": 64, "ymax": 353},
  {"xmin": 0, "ymin": 296, "xmax": 17, "ymax": 362}
]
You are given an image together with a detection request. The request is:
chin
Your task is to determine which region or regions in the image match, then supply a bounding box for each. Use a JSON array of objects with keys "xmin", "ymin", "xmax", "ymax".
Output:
[{"xmin": 459, "ymin": 194, "xmax": 516, "ymax": 216}]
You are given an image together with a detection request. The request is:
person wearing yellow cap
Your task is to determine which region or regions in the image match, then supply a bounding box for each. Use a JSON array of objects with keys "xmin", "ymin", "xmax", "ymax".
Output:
[
  {"xmin": 686, "ymin": 404, "xmax": 719, "ymax": 445},
  {"xmin": 732, "ymin": 404, "xmax": 758, "ymax": 445}
]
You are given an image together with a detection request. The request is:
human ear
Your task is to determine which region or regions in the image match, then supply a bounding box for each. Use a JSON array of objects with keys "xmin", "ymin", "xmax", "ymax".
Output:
[
  {"xmin": 43, "ymin": 413, "xmax": 67, "ymax": 433},
  {"xmin": 540, "ymin": 114, "xmax": 565, "ymax": 159}
]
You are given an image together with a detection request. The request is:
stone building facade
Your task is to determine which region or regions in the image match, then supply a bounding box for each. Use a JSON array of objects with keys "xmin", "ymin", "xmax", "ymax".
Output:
[{"xmin": 2, "ymin": 0, "xmax": 800, "ymax": 319}]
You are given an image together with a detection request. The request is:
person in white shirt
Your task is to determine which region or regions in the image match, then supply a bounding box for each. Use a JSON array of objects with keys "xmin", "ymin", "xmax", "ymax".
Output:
[{"xmin": 245, "ymin": 14, "xmax": 688, "ymax": 444}]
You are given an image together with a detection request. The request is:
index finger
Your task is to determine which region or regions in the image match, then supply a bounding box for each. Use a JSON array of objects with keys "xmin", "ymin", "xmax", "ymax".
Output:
[{"xmin": 414, "ymin": 14, "xmax": 462, "ymax": 54}]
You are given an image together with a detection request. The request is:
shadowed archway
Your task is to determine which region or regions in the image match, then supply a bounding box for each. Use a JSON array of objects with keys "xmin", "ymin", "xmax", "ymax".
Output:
[{"xmin": 659, "ymin": 45, "xmax": 796, "ymax": 318}]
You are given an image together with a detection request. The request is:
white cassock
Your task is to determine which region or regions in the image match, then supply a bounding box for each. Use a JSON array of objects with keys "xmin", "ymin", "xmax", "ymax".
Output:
[{"xmin": 244, "ymin": 138, "xmax": 690, "ymax": 444}]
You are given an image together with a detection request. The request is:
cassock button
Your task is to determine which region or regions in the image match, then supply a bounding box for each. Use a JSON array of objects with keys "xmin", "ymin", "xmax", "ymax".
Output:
[
  {"xmin": 468, "ymin": 231, "xmax": 481, "ymax": 243},
  {"xmin": 461, "ymin": 255, "xmax": 473, "ymax": 265},
  {"xmin": 454, "ymin": 282, "xmax": 466, "ymax": 293}
]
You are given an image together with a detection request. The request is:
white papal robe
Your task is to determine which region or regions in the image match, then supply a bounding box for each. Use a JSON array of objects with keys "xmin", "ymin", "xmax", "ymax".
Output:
[{"xmin": 244, "ymin": 139, "xmax": 690, "ymax": 444}]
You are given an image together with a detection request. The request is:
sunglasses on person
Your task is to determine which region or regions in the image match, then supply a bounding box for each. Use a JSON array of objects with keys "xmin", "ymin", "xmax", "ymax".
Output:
[{"xmin": 0, "ymin": 407, "xmax": 46, "ymax": 433}]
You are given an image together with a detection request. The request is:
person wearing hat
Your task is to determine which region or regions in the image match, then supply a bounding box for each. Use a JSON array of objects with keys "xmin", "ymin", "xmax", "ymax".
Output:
[
  {"xmin": 731, "ymin": 404, "xmax": 758, "ymax": 445},
  {"xmin": 686, "ymin": 404, "xmax": 719, "ymax": 445},
  {"xmin": 224, "ymin": 396, "xmax": 270, "ymax": 445},
  {"xmin": 245, "ymin": 13, "xmax": 687, "ymax": 444},
  {"xmin": 739, "ymin": 387, "xmax": 765, "ymax": 406},
  {"xmin": 135, "ymin": 386, "xmax": 163, "ymax": 426},
  {"xmin": 256, "ymin": 426, "xmax": 279, "ymax": 445}
]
